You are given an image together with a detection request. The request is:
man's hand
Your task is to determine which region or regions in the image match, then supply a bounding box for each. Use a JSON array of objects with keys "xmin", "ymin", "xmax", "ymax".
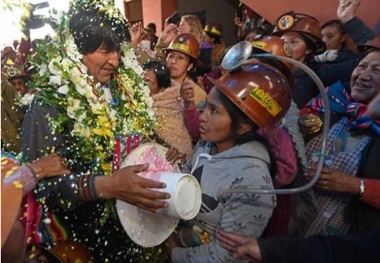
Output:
[
  {"xmin": 95, "ymin": 163, "xmax": 170, "ymax": 213},
  {"xmin": 217, "ymin": 230, "xmax": 262, "ymax": 262},
  {"xmin": 307, "ymin": 166, "xmax": 361, "ymax": 194},
  {"xmin": 298, "ymin": 114, "xmax": 323, "ymax": 135},
  {"xmin": 337, "ymin": 0, "xmax": 361, "ymax": 24},
  {"xmin": 28, "ymin": 153, "xmax": 71, "ymax": 180}
]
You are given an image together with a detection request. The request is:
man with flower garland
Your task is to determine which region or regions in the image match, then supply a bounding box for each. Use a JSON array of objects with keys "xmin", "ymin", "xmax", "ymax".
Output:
[{"xmin": 21, "ymin": 0, "xmax": 171, "ymax": 261}]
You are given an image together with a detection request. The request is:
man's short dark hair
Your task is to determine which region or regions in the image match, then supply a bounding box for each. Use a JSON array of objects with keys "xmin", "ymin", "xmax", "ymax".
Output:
[
  {"xmin": 68, "ymin": 5, "xmax": 130, "ymax": 54},
  {"xmin": 147, "ymin": 23, "xmax": 157, "ymax": 34}
]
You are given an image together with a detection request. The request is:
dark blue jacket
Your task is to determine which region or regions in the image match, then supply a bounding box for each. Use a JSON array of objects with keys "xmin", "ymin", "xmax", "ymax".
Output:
[
  {"xmin": 292, "ymin": 16, "xmax": 375, "ymax": 109},
  {"xmin": 259, "ymin": 231, "xmax": 380, "ymax": 263}
]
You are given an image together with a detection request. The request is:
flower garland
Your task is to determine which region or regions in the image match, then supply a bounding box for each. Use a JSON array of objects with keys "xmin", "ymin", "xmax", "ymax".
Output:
[
  {"xmin": 19, "ymin": 2, "xmax": 167, "ymax": 260},
  {"xmin": 28, "ymin": 15, "xmax": 155, "ymax": 175}
]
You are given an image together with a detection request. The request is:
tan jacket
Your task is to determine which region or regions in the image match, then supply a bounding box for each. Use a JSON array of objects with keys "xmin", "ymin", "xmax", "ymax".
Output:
[
  {"xmin": 152, "ymin": 86, "xmax": 193, "ymax": 156},
  {"xmin": 1, "ymin": 73, "xmax": 24, "ymax": 154}
]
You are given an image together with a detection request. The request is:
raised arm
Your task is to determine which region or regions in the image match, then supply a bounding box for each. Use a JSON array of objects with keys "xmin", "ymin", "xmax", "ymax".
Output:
[{"xmin": 337, "ymin": 0, "xmax": 376, "ymax": 44}]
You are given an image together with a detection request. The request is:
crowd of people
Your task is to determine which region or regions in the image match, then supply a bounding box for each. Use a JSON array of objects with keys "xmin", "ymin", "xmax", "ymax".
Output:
[{"xmin": 1, "ymin": 0, "xmax": 380, "ymax": 262}]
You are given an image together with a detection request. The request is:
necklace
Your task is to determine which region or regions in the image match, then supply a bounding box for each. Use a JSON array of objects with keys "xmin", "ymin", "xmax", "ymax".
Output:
[{"xmin": 29, "ymin": 19, "xmax": 155, "ymax": 175}]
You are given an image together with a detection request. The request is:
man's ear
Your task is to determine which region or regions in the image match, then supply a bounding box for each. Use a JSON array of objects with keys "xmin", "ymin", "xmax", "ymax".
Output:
[{"xmin": 237, "ymin": 121, "xmax": 254, "ymax": 135}]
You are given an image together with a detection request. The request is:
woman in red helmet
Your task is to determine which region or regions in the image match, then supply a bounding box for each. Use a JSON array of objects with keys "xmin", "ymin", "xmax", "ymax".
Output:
[
  {"xmin": 163, "ymin": 33, "xmax": 207, "ymax": 106},
  {"xmin": 151, "ymin": 14, "xmax": 204, "ymax": 63},
  {"xmin": 216, "ymin": 40, "xmax": 380, "ymax": 263},
  {"xmin": 166, "ymin": 60, "xmax": 292, "ymax": 262},
  {"xmin": 272, "ymin": 12, "xmax": 326, "ymax": 108},
  {"xmin": 162, "ymin": 33, "xmax": 207, "ymax": 143},
  {"xmin": 272, "ymin": 11, "xmax": 358, "ymax": 109},
  {"xmin": 298, "ymin": 0, "xmax": 378, "ymax": 138}
]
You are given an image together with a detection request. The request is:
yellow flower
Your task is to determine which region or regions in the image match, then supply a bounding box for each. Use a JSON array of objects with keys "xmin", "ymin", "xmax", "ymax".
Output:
[
  {"xmin": 101, "ymin": 162, "xmax": 112, "ymax": 175},
  {"xmin": 91, "ymin": 116, "xmax": 113, "ymax": 138},
  {"xmin": 96, "ymin": 145, "xmax": 104, "ymax": 152}
]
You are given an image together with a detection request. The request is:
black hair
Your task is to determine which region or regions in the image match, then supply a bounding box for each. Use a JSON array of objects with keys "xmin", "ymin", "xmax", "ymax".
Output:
[
  {"xmin": 142, "ymin": 60, "xmax": 171, "ymax": 89},
  {"xmin": 214, "ymin": 88, "xmax": 278, "ymax": 178},
  {"xmin": 321, "ymin": 19, "xmax": 345, "ymax": 33},
  {"xmin": 298, "ymin": 33, "xmax": 320, "ymax": 65},
  {"xmin": 204, "ymin": 22, "xmax": 224, "ymax": 44},
  {"xmin": 285, "ymin": 31, "xmax": 318, "ymax": 65},
  {"xmin": 68, "ymin": 6, "xmax": 130, "ymax": 54},
  {"xmin": 205, "ymin": 32, "xmax": 223, "ymax": 44},
  {"xmin": 147, "ymin": 23, "xmax": 157, "ymax": 34},
  {"xmin": 356, "ymin": 47, "xmax": 380, "ymax": 66}
]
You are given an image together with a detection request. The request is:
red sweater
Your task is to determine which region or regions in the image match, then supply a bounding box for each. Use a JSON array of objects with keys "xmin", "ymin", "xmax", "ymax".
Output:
[{"xmin": 361, "ymin": 179, "xmax": 380, "ymax": 209}]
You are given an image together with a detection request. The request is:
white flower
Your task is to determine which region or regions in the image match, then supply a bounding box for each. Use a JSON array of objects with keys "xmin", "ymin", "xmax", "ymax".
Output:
[
  {"xmin": 109, "ymin": 109, "xmax": 117, "ymax": 122},
  {"xmin": 147, "ymin": 108, "xmax": 155, "ymax": 118},
  {"xmin": 77, "ymin": 112, "xmax": 87, "ymax": 123},
  {"xmin": 58, "ymin": 85, "xmax": 69, "ymax": 95},
  {"xmin": 67, "ymin": 97, "xmax": 82, "ymax": 119},
  {"xmin": 78, "ymin": 62, "xmax": 88, "ymax": 74},
  {"xmin": 71, "ymin": 68, "xmax": 89, "ymax": 96},
  {"xmin": 66, "ymin": 42, "xmax": 81, "ymax": 62},
  {"xmin": 61, "ymin": 58, "xmax": 73, "ymax": 72},
  {"xmin": 120, "ymin": 46, "xmax": 144, "ymax": 75},
  {"xmin": 19, "ymin": 92, "xmax": 36, "ymax": 106},
  {"xmin": 73, "ymin": 122, "xmax": 91, "ymax": 138},
  {"xmin": 39, "ymin": 64, "xmax": 47, "ymax": 76},
  {"xmin": 49, "ymin": 75, "xmax": 62, "ymax": 86},
  {"xmin": 48, "ymin": 57, "xmax": 62, "ymax": 75}
]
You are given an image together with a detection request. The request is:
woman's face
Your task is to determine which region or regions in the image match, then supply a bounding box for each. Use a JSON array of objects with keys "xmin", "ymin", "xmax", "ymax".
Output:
[
  {"xmin": 199, "ymin": 87, "xmax": 235, "ymax": 153},
  {"xmin": 178, "ymin": 19, "xmax": 191, "ymax": 34},
  {"xmin": 165, "ymin": 50, "xmax": 192, "ymax": 80},
  {"xmin": 350, "ymin": 50, "xmax": 380, "ymax": 104},
  {"xmin": 143, "ymin": 69, "xmax": 159, "ymax": 95},
  {"xmin": 82, "ymin": 44, "xmax": 120, "ymax": 84},
  {"xmin": 321, "ymin": 24, "xmax": 344, "ymax": 50},
  {"xmin": 281, "ymin": 32, "xmax": 310, "ymax": 62}
]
